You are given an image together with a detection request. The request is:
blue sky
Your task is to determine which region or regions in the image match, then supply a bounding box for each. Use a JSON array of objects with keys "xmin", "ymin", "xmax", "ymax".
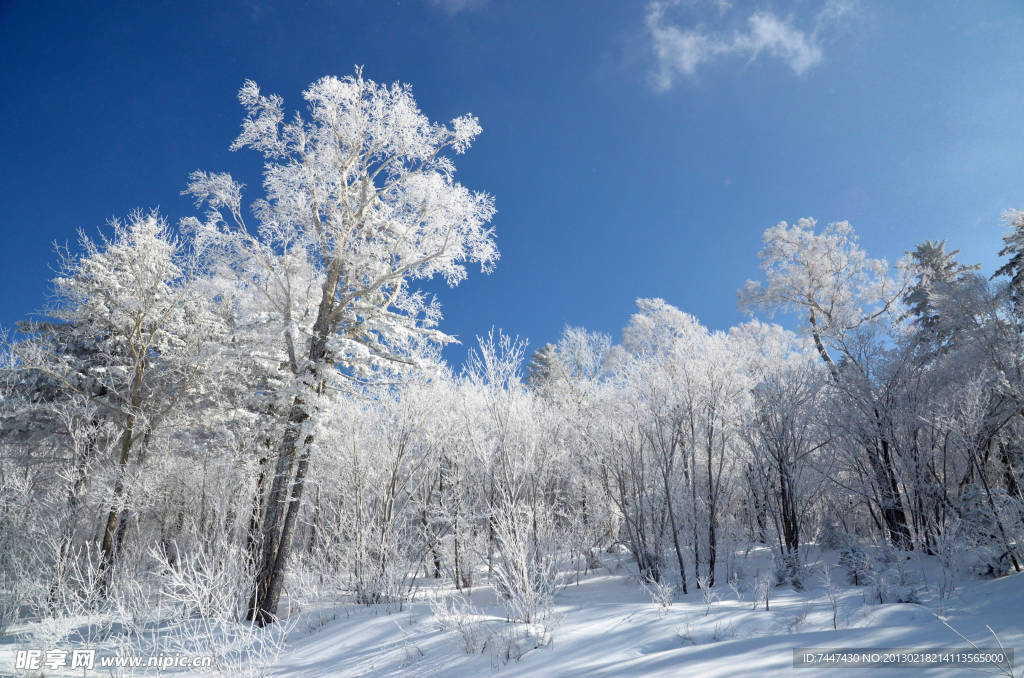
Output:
[{"xmin": 2, "ymin": 1, "xmax": 1023, "ymax": 365}]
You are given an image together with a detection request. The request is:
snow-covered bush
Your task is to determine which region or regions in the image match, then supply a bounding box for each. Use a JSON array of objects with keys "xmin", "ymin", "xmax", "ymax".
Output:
[
  {"xmin": 818, "ymin": 520, "xmax": 850, "ymax": 550},
  {"xmin": 727, "ymin": 570, "xmax": 745, "ymax": 602},
  {"xmin": 753, "ymin": 571, "xmax": 774, "ymax": 611},
  {"xmin": 0, "ymin": 471, "xmax": 37, "ymax": 637},
  {"xmin": 428, "ymin": 592, "xmax": 489, "ymax": 654},
  {"xmin": 889, "ymin": 550, "xmax": 922, "ymax": 603},
  {"xmin": 773, "ymin": 551, "xmax": 805, "ymax": 591},
  {"xmin": 152, "ymin": 545, "xmax": 293, "ymax": 677},
  {"xmin": 932, "ymin": 520, "xmax": 965, "ymax": 600},
  {"xmin": 957, "ymin": 485, "xmax": 1024, "ymax": 577},
  {"xmin": 491, "ymin": 502, "xmax": 559, "ymax": 626},
  {"xmin": 642, "ymin": 576, "xmax": 676, "ymax": 616},
  {"xmin": 839, "ymin": 545, "xmax": 873, "ymax": 586},
  {"xmin": 820, "ymin": 564, "xmax": 841, "ymax": 630},
  {"xmin": 696, "ymin": 574, "xmax": 718, "ymax": 616}
]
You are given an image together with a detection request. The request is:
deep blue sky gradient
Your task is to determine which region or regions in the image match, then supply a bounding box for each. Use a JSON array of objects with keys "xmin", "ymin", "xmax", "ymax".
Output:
[{"xmin": 2, "ymin": 1, "xmax": 1023, "ymax": 365}]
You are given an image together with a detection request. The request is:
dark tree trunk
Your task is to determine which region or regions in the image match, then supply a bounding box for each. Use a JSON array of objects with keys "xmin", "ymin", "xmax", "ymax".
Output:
[{"xmin": 249, "ymin": 398, "xmax": 308, "ymax": 625}]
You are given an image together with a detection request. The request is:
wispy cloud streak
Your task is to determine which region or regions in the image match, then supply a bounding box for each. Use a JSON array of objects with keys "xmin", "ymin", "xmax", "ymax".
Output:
[{"xmin": 646, "ymin": 1, "xmax": 854, "ymax": 89}]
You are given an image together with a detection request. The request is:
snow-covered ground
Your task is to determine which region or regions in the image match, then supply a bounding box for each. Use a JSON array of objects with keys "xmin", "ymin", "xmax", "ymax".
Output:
[
  {"xmin": 270, "ymin": 549, "xmax": 1023, "ymax": 677},
  {"xmin": 3, "ymin": 547, "xmax": 1021, "ymax": 677}
]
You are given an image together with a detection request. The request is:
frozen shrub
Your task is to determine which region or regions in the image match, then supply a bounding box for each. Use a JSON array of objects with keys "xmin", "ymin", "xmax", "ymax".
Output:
[
  {"xmin": 727, "ymin": 570, "xmax": 744, "ymax": 602},
  {"xmin": 890, "ymin": 549, "xmax": 922, "ymax": 603},
  {"xmin": 696, "ymin": 574, "xmax": 717, "ymax": 616},
  {"xmin": 753, "ymin": 572, "xmax": 774, "ymax": 611},
  {"xmin": 773, "ymin": 551, "xmax": 805, "ymax": 591},
  {"xmin": 839, "ymin": 545, "xmax": 873, "ymax": 586},
  {"xmin": 490, "ymin": 503, "xmax": 559, "ymax": 626},
  {"xmin": 956, "ymin": 486, "xmax": 1023, "ymax": 577},
  {"xmin": 820, "ymin": 564, "xmax": 840, "ymax": 630},
  {"xmin": 641, "ymin": 576, "xmax": 675, "ymax": 616},
  {"xmin": 428, "ymin": 592, "xmax": 489, "ymax": 654},
  {"xmin": 891, "ymin": 584, "xmax": 921, "ymax": 604}
]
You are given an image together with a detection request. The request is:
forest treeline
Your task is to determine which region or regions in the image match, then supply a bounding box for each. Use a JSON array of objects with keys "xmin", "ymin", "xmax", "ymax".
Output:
[{"xmin": 1, "ymin": 71, "xmax": 1023, "ymax": 640}]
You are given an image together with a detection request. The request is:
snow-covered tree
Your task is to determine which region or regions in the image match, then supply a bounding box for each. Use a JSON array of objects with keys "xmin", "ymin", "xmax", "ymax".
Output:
[
  {"xmin": 734, "ymin": 321, "xmax": 827, "ymax": 558},
  {"xmin": 184, "ymin": 69, "xmax": 498, "ymax": 623},
  {"xmin": 12, "ymin": 211, "xmax": 205, "ymax": 586},
  {"xmin": 739, "ymin": 218, "xmax": 915, "ymax": 548},
  {"xmin": 905, "ymin": 240, "xmax": 980, "ymax": 335},
  {"xmin": 994, "ymin": 208, "xmax": 1024, "ymax": 318}
]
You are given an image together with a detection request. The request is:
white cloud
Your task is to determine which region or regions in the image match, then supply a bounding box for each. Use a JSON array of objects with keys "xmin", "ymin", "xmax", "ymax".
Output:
[
  {"xmin": 741, "ymin": 12, "xmax": 822, "ymax": 73},
  {"xmin": 428, "ymin": 0, "xmax": 487, "ymax": 15},
  {"xmin": 646, "ymin": 1, "xmax": 851, "ymax": 89}
]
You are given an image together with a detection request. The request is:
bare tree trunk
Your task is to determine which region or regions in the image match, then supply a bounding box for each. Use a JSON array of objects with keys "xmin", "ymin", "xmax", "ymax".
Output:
[
  {"xmin": 249, "ymin": 399, "xmax": 307, "ymax": 624},
  {"xmin": 99, "ymin": 395, "xmax": 140, "ymax": 589},
  {"xmin": 778, "ymin": 464, "xmax": 799, "ymax": 554},
  {"xmin": 706, "ymin": 427, "xmax": 718, "ymax": 587},
  {"xmin": 250, "ymin": 261, "xmax": 342, "ymax": 624},
  {"xmin": 246, "ymin": 451, "xmax": 269, "ymax": 582},
  {"xmin": 98, "ymin": 358, "xmax": 149, "ymax": 593},
  {"xmin": 870, "ymin": 432, "xmax": 912, "ymax": 548},
  {"xmin": 664, "ymin": 487, "xmax": 688, "ymax": 594},
  {"xmin": 261, "ymin": 442, "xmax": 314, "ymax": 620}
]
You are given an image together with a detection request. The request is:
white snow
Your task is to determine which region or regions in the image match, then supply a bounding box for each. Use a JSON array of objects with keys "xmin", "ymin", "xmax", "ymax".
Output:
[
  {"xmin": 3, "ymin": 551, "xmax": 1021, "ymax": 678},
  {"xmin": 259, "ymin": 549, "xmax": 1024, "ymax": 677}
]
